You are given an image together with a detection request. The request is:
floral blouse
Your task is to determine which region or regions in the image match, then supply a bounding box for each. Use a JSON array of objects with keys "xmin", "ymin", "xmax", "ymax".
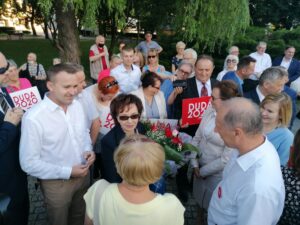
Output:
[{"xmin": 278, "ymin": 166, "xmax": 300, "ymax": 225}]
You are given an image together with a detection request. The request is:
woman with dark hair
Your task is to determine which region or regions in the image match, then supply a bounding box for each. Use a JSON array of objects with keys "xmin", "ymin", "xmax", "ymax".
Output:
[
  {"xmin": 131, "ymin": 71, "xmax": 167, "ymax": 119},
  {"xmin": 278, "ymin": 129, "xmax": 300, "ymax": 225},
  {"xmin": 100, "ymin": 94, "xmax": 145, "ymax": 183},
  {"xmin": 191, "ymin": 80, "xmax": 240, "ymax": 223}
]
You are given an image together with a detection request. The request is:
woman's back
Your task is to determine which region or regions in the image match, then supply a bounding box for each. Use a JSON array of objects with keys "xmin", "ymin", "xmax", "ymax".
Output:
[{"xmin": 84, "ymin": 180, "xmax": 185, "ymax": 225}]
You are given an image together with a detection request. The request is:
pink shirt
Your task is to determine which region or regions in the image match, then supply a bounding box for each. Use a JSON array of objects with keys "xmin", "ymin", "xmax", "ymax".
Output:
[{"xmin": 6, "ymin": 78, "xmax": 32, "ymax": 93}]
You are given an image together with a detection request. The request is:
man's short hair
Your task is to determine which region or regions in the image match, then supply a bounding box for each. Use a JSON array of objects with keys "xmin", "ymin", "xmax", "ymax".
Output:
[
  {"xmin": 196, "ymin": 54, "xmax": 214, "ymax": 65},
  {"xmin": 177, "ymin": 60, "xmax": 194, "ymax": 73},
  {"xmin": 237, "ymin": 56, "xmax": 256, "ymax": 70},
  {"xmin": 259, "ymin": 67, "xmax": 286, "ymax": 86},
  {"xmin": 184, "ymin": 48, "xmax": 197, "ymax": 59},
  {"xmin": 285, "ymin": 45, "xmax": 295, "ymax": 50},
  {"xmin": 257, "ymin": 41, "xmax": 267, "ymax": 48},
  {"xmin": 222, "ymin": 97, "xmax": 263, "ymax": 135},
  {"xmin": 121, "ymin": 46, "xmax": 134, "ymax": 53},
  {"xmin": 228, "ymin": 46, "xmax": 239, "ymax": 54},
  {"xmin": 65, "ymin": 63, "xmax": 84, "ymax": 73},
  {"xmin": 47, "ymin": 63, "xmax": 78, "ymax": 82},
  {"xmin": 114, "ymin": 134, "xmax": 165, "ymax": 186}
]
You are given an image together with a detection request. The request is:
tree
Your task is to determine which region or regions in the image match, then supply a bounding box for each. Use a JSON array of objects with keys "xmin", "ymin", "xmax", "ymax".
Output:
[{"xmin": 174, "ymin": 0, "xmax": 250, "ymax": 51}]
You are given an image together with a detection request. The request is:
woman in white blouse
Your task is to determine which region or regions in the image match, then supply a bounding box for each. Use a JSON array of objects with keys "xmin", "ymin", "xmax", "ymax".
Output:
[
  {"xmin": 191, "ymin": 80, "xmax": 240, "ymax": 223},
  {"xmin": 216, "ymin": 54, "xmax": 239, "ymax": 81}
]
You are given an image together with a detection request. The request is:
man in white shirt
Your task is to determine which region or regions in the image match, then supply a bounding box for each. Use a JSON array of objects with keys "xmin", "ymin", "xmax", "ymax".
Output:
[
  {"xmin": 111, "ymin": 46, "xmax": 141, "ymax": 93},
  {"xmin": 208, "ymin": 97, "xmax": 285, "ymax": 225},
  {"xmin": 73, "ymin": 63, "xmax": 101, "ymax": 145},
  {"xmin": 249, "ymin": 41, "xmax": 272, "ymax": 80},
  {"xmin": 20, "ymin": 63, "xmax": 95, "ymax": 225}
]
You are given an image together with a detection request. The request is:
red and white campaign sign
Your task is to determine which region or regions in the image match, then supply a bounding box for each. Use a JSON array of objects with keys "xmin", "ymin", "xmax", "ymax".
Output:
[
  {"xmin": 182, "ymin": 96, "xmax": 211, "ymax": 125},
  {"xmin": 143, "ymin": 119, "xmax": 178, "ymax": 130},
  {"xmin": 10, "ymin": 86, "xmax": 42, "ymax": 111}
]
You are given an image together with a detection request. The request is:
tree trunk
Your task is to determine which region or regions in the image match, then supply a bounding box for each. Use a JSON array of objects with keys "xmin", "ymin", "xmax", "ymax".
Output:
[
  {"xmin": 109, "ymin": 12, "xmax": 118, "ymax": 55},
  {"xmin": 54, "ymin": 0, "xmax": 80, "ymax": 63},
  {"xmin": 43, "ymin": 19, "xmax": 49, "ymax": 39},
  {"xmin": 30, "ymin": 8, "xmax": 37, "ymax": 36}
]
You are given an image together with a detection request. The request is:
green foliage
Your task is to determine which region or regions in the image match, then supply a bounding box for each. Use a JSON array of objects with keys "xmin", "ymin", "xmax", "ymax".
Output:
[{"xmin": 175, "ymin": 0, "xmax": 250, "ymax": 51}]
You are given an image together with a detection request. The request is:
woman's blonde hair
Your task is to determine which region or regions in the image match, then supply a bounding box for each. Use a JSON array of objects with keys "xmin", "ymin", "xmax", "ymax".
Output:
[
  {"xmin": 176, "ymin": 41, "xmax": 186, "ymax": 49},
  {"xmin": 260, "ymin": 92, "xmax": 292, "ymax": 127},
  {"xmin": 114, "ymin": 134, "xmax": 165, "ymax": 186},
  {"xmin": 147, "ymin": 48, "xmax": 159, "ymax": 65}
]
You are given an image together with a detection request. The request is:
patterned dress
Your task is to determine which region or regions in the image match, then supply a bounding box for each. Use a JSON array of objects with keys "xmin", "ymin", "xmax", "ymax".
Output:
[{"xmin": 278, "ymin": 166, "xmax": 300, "ymax": 225}]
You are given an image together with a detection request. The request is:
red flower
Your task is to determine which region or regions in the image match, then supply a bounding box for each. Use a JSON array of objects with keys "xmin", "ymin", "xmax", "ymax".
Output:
[
  {"xmin": 151, "ymin": 124, "xmax": 158, "ymax": 131},
  {"xmin": 171, "ymin": 137, "xmax": 182, "ymax": 145},
  {"xmin": 165, "ymin": 127, "xmax": 172, "ymax": 138}
]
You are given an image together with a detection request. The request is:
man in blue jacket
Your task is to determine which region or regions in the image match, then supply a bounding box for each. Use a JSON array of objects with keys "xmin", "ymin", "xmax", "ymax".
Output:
[{"xmin": 0, "ymin": 52, "xmax": 29, "ymax": 225}]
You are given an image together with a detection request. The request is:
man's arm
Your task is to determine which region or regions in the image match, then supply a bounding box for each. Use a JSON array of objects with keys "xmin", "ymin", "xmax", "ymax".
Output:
[{"xmin": 90, "ymin": 118, "xmax": 101, "ymax": 145}]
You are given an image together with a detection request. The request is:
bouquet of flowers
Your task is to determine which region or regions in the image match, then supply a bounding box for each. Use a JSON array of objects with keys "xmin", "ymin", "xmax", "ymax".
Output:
[{"xmin": 142, "ymin": 120, "xmax": 199, "ymax": 175}]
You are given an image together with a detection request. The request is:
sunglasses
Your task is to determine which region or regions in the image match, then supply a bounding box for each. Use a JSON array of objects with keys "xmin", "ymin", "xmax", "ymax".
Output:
[
  {"xmin": 118, "ymin": 114, "xmax": 140, "ymax": 121},
  {"xmin": 227, "ymin": 59, "xmax": 237, "ymax": 63},
  {"xmin": 148, "ymin": 55, "xmax": 156, "ymax": 59},
  {"xmin": 0, "ymin": 62, "xmax": 10, "ymax": 75},
  {"xmin": 105, "ymin": 80, "xmax": 118, "ymax": 89}
]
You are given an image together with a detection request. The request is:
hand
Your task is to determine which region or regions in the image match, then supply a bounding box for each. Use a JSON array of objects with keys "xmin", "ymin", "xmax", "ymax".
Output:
[
  {"xmin": 71, "ymin": 164, "xmax": 89, "ymax": 178},
  {"xmin": 179, "ymin": 119, "xmax": 189, "ymax": 128},
  {"xmin": 4, "ymin": 108, "xmax": 24, "ymax": 126},
  {"xmin": 169, "ymin": 75, "xmax": 177, "ymax": 82},
  {"xmin": 193, "ymin": 167, "xmax": 201, "ymax": 178},
  {"xmin": 174, "ymin": 87, "xmax": 183, "ymax": 95},
  {"xmin": 83, "ymin": 151, "xmax": 96, "ymax": 167}
]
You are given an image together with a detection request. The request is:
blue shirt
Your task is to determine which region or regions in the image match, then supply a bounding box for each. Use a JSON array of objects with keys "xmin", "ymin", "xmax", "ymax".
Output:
[
  {"xmin": 222, "ymin": 71, "xmax": 244, "ymax": 95},
  {"xmin": 136, "ymin": 41, "xmax": 162, "ymax": 57},
  {"xmin": 267, "ymin": 127, "xmax": 294, "ymax": 166}
]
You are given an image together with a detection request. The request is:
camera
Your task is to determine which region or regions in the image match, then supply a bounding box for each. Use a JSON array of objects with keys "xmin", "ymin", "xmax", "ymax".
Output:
[{"xmin": 173, "ymin": 80, "xmax": 187, "ymax": 89}]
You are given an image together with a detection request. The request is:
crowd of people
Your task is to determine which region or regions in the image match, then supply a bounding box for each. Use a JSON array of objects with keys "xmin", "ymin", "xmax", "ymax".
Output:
[{"xmin": 1, "ymin": 32, "xmax": 300, "ymax": 225}]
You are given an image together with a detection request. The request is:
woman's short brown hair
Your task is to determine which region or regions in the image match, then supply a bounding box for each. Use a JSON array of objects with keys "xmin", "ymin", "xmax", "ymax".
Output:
[
  {"xmin": 114, "ymin": 134, "xmax": 165, "ymax": 186},
  {"xmin": 260, "ymin": 93, "xmax": 292, "ymax": 127},
  {"xmin": 110, "ymin": 94, "xmax": 143, "ymax": 125},
  {"xmin": 213, "ymin": 80, "xmax": 240, "ymax": 100}
]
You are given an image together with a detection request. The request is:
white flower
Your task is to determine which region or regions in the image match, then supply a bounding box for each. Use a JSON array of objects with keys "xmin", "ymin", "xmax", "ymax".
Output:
[{"xmin": 172, "ymin": 129, "xmax": 179, "ymax": 137}]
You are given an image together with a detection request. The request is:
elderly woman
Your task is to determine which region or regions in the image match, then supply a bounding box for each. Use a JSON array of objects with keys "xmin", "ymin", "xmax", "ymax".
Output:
[
  {"xmin": 171, "ymin": 41, "xmax": 186, "ymax": 74},
  {"xmin": 278, "ymin": 129, "xmax": 300, "ymax": 225},
  {"xmin": 191, "ymin": 80, "xmax": 239, "ymax": 223},
  {"xmin": 217, "ymin": 54, "xmax": 239, "ymax": 81},
  {"xmin": 5, "ymin": 60, "xmax": 31, "ymax": 93},
  {"xmin": 84, "ymin": 134, "xmax": 185, "ymax": 225},
  {"xmin": 100, "ymin": 94, "xmax": 145, "ymax": 183},
  {"xmin": 261, "ymin": 93, "xmax": 294, "ymax": 166},
  {"xmin": 131, "ymin": 71, "xmax": 167, "ymax": 119},
  {"xmin": 86, "ymin": 76, "xmax": 120, "ymax": 178}
]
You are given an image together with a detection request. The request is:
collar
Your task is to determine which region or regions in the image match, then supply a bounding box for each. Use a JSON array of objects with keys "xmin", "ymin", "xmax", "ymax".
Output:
[
  {"xmin": 120, "ymin": 64, "xmax": 134, "ymax": 72},
  {"xmin": 236, "ymin": 136, "xmax": 267, "ymax": 171},
  {"xmin": 256, "ymin": 85, "xmax": 265, "ymax": 102},
  {"xmin": 234, "ymin": 72, "xmax": 244, "ymax": 84},
  {"xmin": 44, "ymin": 93, "xmax": 67, "ymax": 112},
  {"xmin": 196, "ymin": 78, "xmax": 211, "ymax": 87}
]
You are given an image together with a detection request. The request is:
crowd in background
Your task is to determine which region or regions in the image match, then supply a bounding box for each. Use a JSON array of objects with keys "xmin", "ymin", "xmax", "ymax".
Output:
[{"xmin": 0, "ymin": 31, "xmax": 300, "ymax": 225}]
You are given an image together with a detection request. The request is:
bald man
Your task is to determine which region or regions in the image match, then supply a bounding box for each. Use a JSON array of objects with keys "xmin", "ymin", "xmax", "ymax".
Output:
[
  {"xmin": 89, "ymin": 35, "xmax": 110, "ymax": 83},
  {"xmin": 0, "ymin": 52, "xmax": 29, "ymax": 225},
  {"xmin": 208, "ymin": 98, "xmax": 285, "ymax": 225}
]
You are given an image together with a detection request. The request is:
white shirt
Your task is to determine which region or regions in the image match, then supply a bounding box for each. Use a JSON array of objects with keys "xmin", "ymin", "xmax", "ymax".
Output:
[
  {"xmin": 111, "ymin": 64, "xmax": 141, "ymax": 93},
  {"xmin": 280, "ymin": 57, "xmax": 292, "ymax": 70},
  {"xmin": 196, "ymin": 78, "xmax": 212, "ymax": 96},
  {"xmin": 256, "ymin": 85, "xmax": 265, "ymax": 103},
  {"xmin": 76, "ymin": 88, "xmax": 99, "ymax": 128},
  {"xmin": 208, "ymin": 138, "xmax": 285, "ymax": 225},
  {"xmin": 20, "ymin": 95, "xmax": 92, "ymax": 180},
  {"xmin": 249, "ymin": 52, "xmax": 272, "ymax": 79}
]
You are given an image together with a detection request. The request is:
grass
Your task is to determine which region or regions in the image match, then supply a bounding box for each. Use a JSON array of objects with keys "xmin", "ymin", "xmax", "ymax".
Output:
[{"xmin": 0, "ymin": 38, "xmax": 95, "ymax": 77}]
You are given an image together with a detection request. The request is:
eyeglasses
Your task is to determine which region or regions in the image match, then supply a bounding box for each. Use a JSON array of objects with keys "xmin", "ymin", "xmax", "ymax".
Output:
[
  {"xmin": 105, "ymin": 80, "xmax": 118, "ymax": 89},
  {"xmin": 227, "ymin": 59, "xmax": 237, "ymax": 64},
  {"xmin": 179, "ymin": 68, "xmax": 190, "ymax": 76},
  {"xmin": 148, "ymin": 55, "xmax": 156, "ymax": 59},
  {"xmin": 0, "ymin": 62, "xmax": 10, "ymax": 75},
  {"xmin": 118, "ymin": 114, "xmax": 140, "ymax": 121}
]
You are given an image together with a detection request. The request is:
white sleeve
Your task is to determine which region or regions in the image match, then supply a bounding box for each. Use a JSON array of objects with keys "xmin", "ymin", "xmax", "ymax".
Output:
[{"xmin": 19, "ymin": 117, "xmax": 72, "ymax": 179}]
